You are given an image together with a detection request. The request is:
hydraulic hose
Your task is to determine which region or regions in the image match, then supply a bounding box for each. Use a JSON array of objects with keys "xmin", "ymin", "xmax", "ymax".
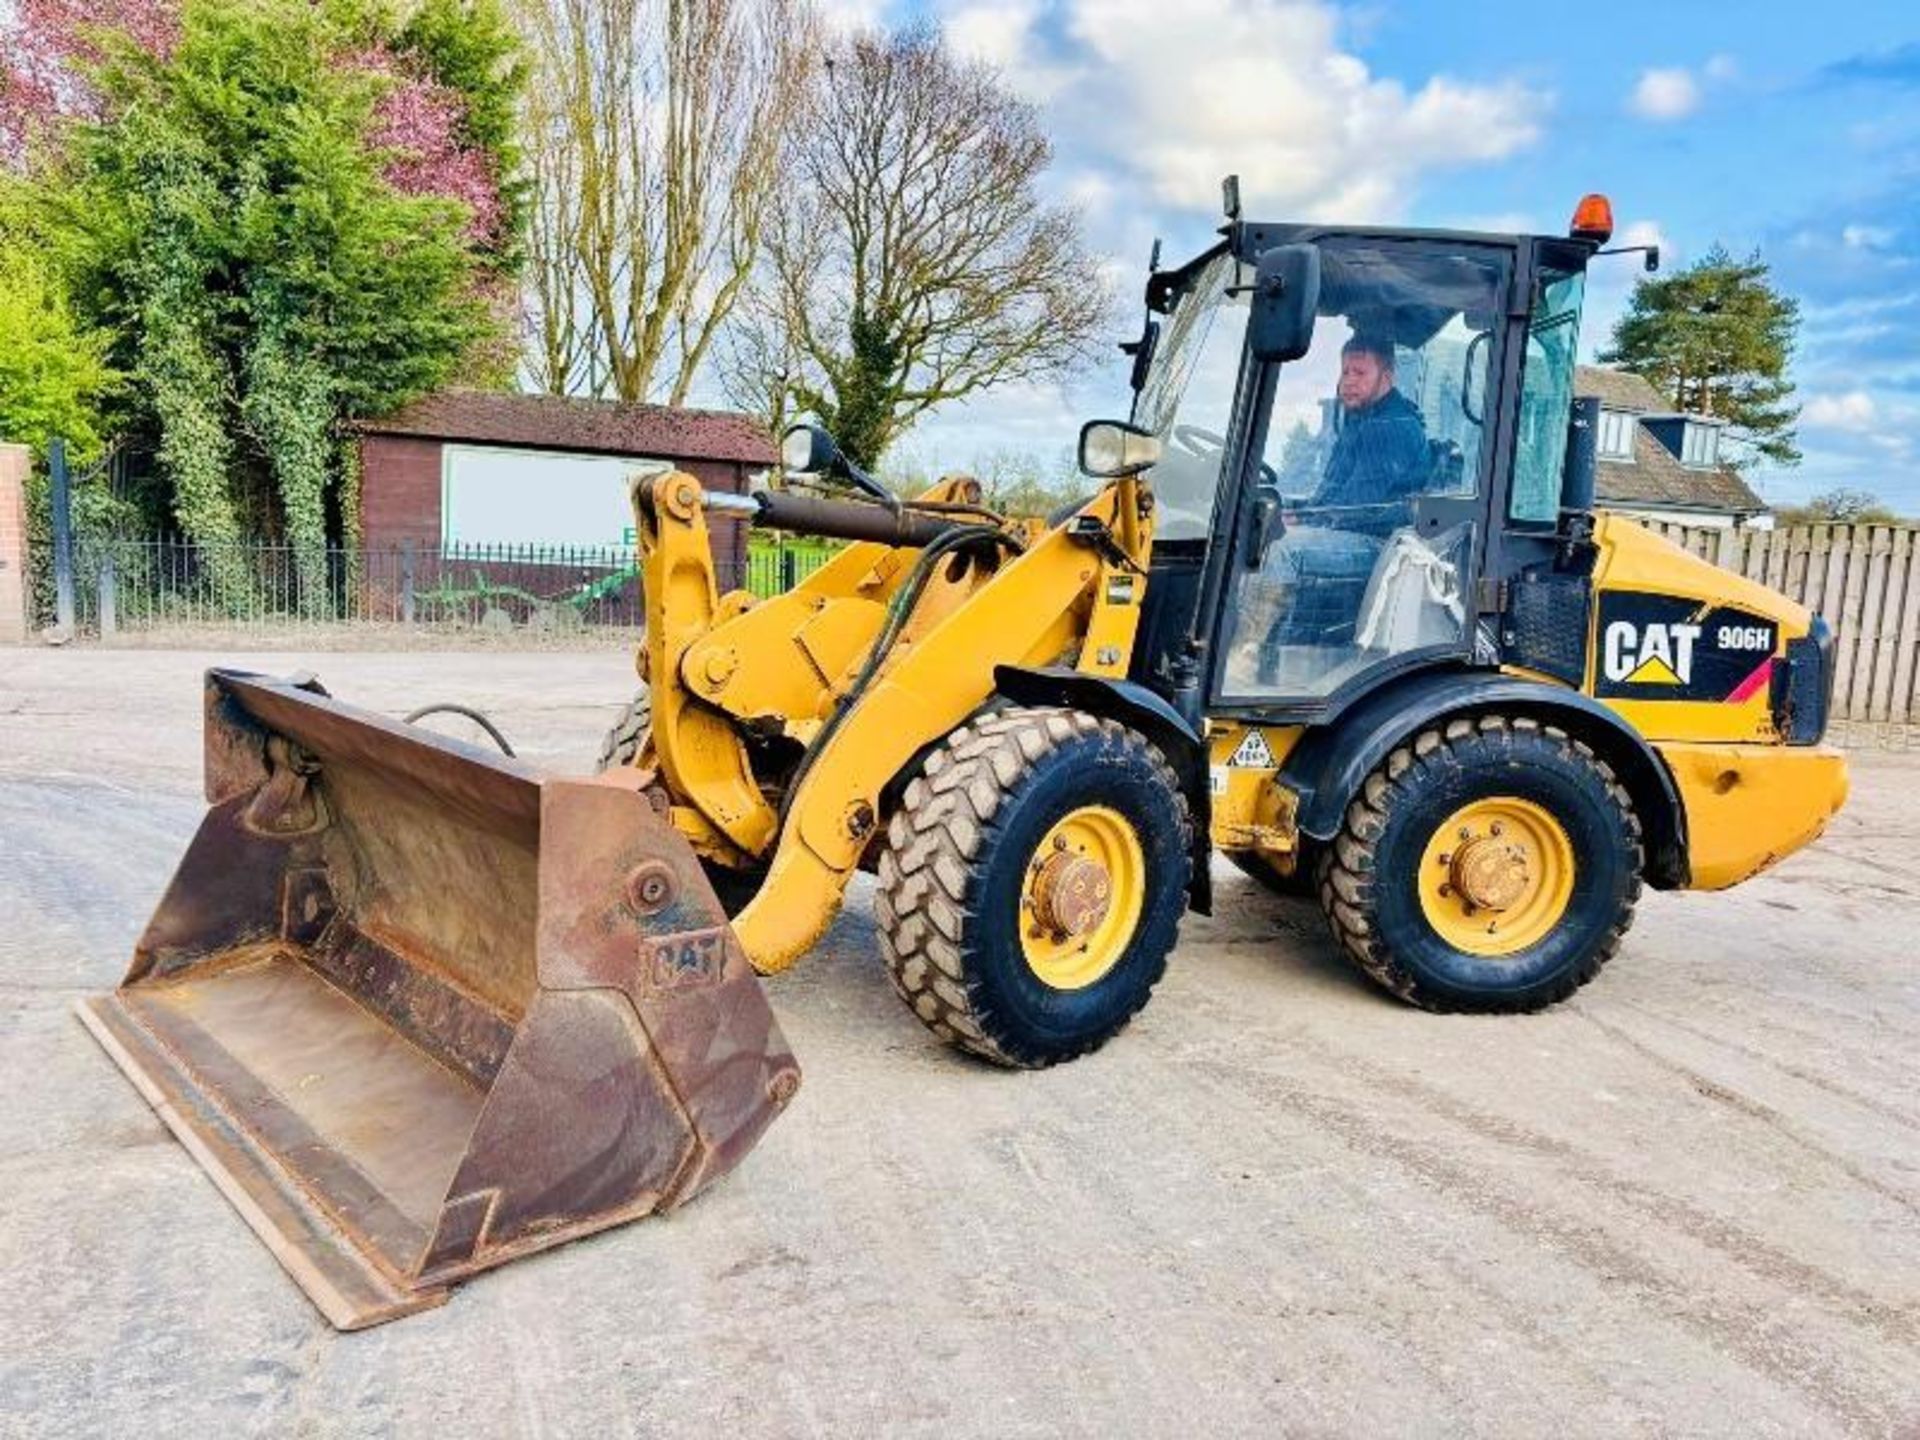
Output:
[{"xmin": 402, "ymin": 703, "xmax": 517, "ymax": 757}]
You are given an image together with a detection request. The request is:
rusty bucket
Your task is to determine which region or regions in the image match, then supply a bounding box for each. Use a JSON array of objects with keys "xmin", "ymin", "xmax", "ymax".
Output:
[{"xmin": 77, "ymin": 670, "xmax": 799, "ymax": 1329}]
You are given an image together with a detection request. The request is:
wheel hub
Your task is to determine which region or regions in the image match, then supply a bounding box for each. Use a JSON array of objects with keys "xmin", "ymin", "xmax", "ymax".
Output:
[
  {"xmin": 1031, "ymin": 851, "xmax": 1113, "ymax": 938},
  {"xmin": 1018, "ymin": 805, "xmax": 1148, "ymax": 990},
  {"xmin": 1416, "ymin": 796, "xmax": 1577, "ymax": 958},
  {"xmin": 1449, "ymin": 836, "xmax": 1532, "ymax": 911}
]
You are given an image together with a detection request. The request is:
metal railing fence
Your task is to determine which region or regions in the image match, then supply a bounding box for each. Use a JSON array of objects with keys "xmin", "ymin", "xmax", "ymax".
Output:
[{"xmin": 32, "ymin": 536, "xmax": 833, "ymax": 641}]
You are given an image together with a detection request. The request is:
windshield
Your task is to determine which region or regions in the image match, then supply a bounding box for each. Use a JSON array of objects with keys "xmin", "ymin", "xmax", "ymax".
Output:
[{"xmin": 1129, "ymin": 252, "xmax": 1251, "ymax": 541}]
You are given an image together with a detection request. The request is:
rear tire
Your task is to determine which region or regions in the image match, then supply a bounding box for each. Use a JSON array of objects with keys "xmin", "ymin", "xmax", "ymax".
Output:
[
  {"xmin": 1320, "ymin": 714, "xmax": 1641, "ymax": 1012},
  {"xmin": 875, "ymin": 706, "xmax": 1192, "ymax": 1068}
]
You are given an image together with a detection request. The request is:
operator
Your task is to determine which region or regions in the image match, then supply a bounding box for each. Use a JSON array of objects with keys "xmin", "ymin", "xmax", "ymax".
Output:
[
  {"xmin": 1311, "ymin": 335, "xmax": 1431, "ymax": 531},
  {"xmin": 1238, "ymin": 333, "xmax": 1432, "ymax": 685}
]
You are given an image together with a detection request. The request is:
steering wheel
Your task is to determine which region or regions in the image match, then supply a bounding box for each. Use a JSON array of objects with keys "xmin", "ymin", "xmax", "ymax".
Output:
[{"xmin": 1169, "ymin": 423, "xmax": 1280, "ymax": 488}]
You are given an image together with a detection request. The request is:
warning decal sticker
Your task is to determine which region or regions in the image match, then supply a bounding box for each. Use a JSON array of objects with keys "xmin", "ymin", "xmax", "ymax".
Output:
[
  {"xmin": 1594, "ymin": 592, "xmax": 1779, "ymax": 702},
  {"xmin": 1228, "ymin": 729, "xmax": 1277, "ymax": 769}
]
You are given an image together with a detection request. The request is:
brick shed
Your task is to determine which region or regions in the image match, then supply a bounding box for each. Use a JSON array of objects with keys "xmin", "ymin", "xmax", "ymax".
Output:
[{"xmin": 354, "ymin": 391, "xmax": 776, "ymax": 578}]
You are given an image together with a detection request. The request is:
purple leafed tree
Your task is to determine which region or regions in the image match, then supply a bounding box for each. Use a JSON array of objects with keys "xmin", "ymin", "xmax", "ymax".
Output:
[
  {"xmin": 4, "ymin": 7, "xmax": 505, "ymax": 250},
  {"xmin": 350, "ymin": 44, "xmax": 503, "ymax": 245},
  {"xmin": 0, "ymin": 0, "xmax": 178, "ymax": 161}
]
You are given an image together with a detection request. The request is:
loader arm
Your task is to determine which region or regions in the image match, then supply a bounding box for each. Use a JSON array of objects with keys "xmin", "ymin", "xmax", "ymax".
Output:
[{"xmin": 633, "ymin": 469, "xmax": 1155, "ymax": 974}]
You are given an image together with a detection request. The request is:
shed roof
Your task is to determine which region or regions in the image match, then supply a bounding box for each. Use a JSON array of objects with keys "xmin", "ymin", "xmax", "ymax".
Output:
[{"xmin": 357, "ymin": 390, "xmax": 777, "ymax": 465}]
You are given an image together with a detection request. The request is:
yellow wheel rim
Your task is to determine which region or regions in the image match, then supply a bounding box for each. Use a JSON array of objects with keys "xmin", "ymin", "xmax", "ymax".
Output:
[
  {"xmin": 1416, "ymin": 796, "xmax": 1576, "ymax": 957},
  {"xmin": 1018, "ymin": 805, "xmax": 1147, "ymax": 990}
]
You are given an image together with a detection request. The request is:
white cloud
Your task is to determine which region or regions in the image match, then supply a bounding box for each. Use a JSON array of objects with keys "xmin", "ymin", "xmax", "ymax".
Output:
[
  {"xmin": 943, "ymin": 0, "xmax": 1077, "ymax": 98},
  {"xmin": 816, "ymin": 0, "xmax": 891, "ymax": 36},
  {"xmin": 1628, "ymin": 67, "xmax": 1701, "ymax": 121},
  {"xmin": 945, "ymin": 0, "xmax": 1037, "ymax": 66},
  {"xmin": 1841, "ymin": 224, "xmax": 1895, "ymax": 251},
  {"xmin": 1444, "ymin": 212, "xmax": 1540, "ymax": 234},
  {"xmin": 888, "ymin": 0, "xmax": 1555, "ymax": 469},
  {"xmin": 1802, "ymin": 392, "xmax": 1879, "ymax": 431},
  {"xmin": 1703, "ymin": 53, "xmax": 1738, "ymax": 82},
  {"xmin": 1022, "ymin": 0, "xmax": 1547, "ymax": 220}
]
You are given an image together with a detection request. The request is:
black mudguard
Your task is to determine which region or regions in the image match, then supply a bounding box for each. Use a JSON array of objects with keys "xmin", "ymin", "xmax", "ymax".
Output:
[{"xmin": 1279, "ymin": 667, "xmax": 1689, "ymax": 888}]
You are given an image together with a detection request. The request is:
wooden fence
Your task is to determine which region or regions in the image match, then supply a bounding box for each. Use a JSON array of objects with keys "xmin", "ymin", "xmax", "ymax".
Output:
[{"xmin": 1637, "ymin": 520, "xmax": 1920, "ymax": 727}]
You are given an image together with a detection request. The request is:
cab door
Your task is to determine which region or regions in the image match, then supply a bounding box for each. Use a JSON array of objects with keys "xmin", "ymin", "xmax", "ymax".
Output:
[{"xmin": 1210, "ymin": 237, "xmax": 1517, "ymax": 716}]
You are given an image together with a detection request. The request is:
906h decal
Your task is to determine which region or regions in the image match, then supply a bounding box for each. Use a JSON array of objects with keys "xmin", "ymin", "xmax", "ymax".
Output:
[{"xmin": 1595, "ymin": 592, "xmax": 1779, "ymax": 702}]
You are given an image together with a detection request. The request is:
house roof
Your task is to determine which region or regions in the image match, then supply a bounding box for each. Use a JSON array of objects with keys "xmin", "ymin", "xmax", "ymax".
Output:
[
  {"xmin": 1574, "ymin": 366, "xmax": 1767, "ymax": 517},
  {"xmin": 1574, "ymin": 365, "xmax": 1666, "ymax": 414},
  {"xmin": 357, "ymin": 390, "xmax": 777, "ymax": 465}
]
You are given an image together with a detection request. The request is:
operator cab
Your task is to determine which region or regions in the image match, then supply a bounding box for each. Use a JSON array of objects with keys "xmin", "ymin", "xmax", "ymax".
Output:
[{"xmin": 1103, "ymin": 200, "xmax": 1606, "ymax": 723}]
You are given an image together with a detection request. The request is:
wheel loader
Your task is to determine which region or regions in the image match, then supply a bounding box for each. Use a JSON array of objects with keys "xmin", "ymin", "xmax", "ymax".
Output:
[{"xmin": 80, "ymin": 192, "xmax": 1848, "ymax": 1327}]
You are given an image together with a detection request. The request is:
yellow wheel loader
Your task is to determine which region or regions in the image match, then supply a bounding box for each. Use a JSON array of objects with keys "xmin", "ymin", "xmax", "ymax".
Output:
[{"xmin": 81, "ymin": 194, "xmax": 1847, "ymax": 1327}]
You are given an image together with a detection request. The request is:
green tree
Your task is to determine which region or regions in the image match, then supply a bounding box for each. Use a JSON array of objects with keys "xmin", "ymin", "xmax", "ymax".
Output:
[
  {"xmin": 52, "ymin": 0, "xmax": 507, "ymax": 610},
  {"xmin": 0, "ymin": 242, "xmax": 118, "ymax": 461},
  {"xmin": 972, "ymin": 446, "xmax": 1085, "ymax": 518},
  {"xmin": 1600, "ymin": 245, "xmax": 1801, "ymax": 469},
  {"xmin": 1773, "ymin": 488, "xmax": 1902, "ymax": 526},
  {"xmin": 393, "ymin": 0, "xmax": 528, "ymax": 271},
  {"xmin": 1273, "ymin": 419, "xmax": 1323, "ymax": 492}
]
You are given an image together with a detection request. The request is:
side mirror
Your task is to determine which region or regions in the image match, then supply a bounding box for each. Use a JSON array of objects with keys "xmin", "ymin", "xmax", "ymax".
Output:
[
  {"xmin": 781, "ymin": 423, "xmax": 840, "ymax": 476},
  {"xmin": 1248, "ymin": 244, "xmax": 1321, "ymax": 363},
  {"xmin": 1079, "ymin": 420, "xmax": 1162, "ymax": 479}
]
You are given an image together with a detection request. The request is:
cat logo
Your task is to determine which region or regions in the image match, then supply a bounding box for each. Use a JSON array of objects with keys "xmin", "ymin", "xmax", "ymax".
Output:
[
  {"xmin": 1595, "ymin": 593, "xmax": 1779, "ymax": 702},
  {"xmin": 1603, "ymin": 619, "xmax": 1700, "ymax": 686}
]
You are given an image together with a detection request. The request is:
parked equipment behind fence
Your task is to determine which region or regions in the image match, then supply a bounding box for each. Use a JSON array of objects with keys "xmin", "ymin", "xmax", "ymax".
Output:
[{"xmin": 32, "ymin": 535, "xmax": 827, "ymax": 640}]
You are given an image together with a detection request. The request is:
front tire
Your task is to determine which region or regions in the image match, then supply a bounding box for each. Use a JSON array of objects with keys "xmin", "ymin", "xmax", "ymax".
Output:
[
  {"xmin": 1321, "ymin": 714, "xmax": 1641, "ymax": 1012},
  {"xmin": 595, "ymin": 689, "xmax": 653, "ymax": 771},
  {"xmin": 875, "ymin": 707, "xmax": 1193, "ymax": 1067}
]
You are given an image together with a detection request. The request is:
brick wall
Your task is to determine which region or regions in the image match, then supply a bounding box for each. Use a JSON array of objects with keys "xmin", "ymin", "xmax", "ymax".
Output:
[
  {"xmin": 358, "ymin": 435, "xmax": 444, "ymax": 550},
  {"xmin": 0, "ymin": 445, "xmax": 29, "ymax": 644}
]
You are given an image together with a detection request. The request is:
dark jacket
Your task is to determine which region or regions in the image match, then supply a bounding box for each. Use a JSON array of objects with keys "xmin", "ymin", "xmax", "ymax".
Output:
[{"xmin": 1311, "ymin": 388, "xmax": 1430, "ymax": 535}]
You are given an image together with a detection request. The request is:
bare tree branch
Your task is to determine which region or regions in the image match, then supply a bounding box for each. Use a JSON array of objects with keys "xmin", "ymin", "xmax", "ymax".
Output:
[
  {"xmin": 732, "ymin": 24, "xmax": 1112, "ymax": 467},
  {"xmin": 516, "ymin": 0, "xmax": 818, "ymax": 404}
]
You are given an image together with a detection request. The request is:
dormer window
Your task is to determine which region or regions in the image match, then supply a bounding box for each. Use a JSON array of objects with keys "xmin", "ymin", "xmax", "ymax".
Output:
[
  {"xmin": 1680, "ymin": 421, "xmax": 1721, "ymax": 469},
  {"xmin": 1596, "ymin": 407, "xmax": 1636, "ymax": 461}
]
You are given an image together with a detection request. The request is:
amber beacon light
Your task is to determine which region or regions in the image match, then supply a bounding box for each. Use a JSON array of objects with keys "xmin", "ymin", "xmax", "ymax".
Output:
[{"xmin": 1570, "ymin": 193, "xmax": 1614, "ymax": 245}]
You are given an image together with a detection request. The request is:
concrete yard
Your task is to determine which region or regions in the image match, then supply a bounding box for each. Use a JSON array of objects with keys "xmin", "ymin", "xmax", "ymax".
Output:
[{"xmin": 1, "ymin": 648, "xmax": 1917, "ymax": 1438}]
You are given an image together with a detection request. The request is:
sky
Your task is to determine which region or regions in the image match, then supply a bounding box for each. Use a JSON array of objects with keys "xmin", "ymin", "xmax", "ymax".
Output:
[{"xmin": 808, "ymin": 0, "xmax": 1920, "ymax": 512}]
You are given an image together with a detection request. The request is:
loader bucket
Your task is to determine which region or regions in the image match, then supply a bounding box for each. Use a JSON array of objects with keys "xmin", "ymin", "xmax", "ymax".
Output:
[{"xmin": 77, "ymin": 670, "xmax": 799, "ymax": 1329}]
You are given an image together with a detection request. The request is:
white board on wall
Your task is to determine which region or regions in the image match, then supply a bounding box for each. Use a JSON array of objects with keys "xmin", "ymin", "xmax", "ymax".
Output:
[{"xmin": 441, "ymin": 444, "xmax": 668, "ymax": 552}]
